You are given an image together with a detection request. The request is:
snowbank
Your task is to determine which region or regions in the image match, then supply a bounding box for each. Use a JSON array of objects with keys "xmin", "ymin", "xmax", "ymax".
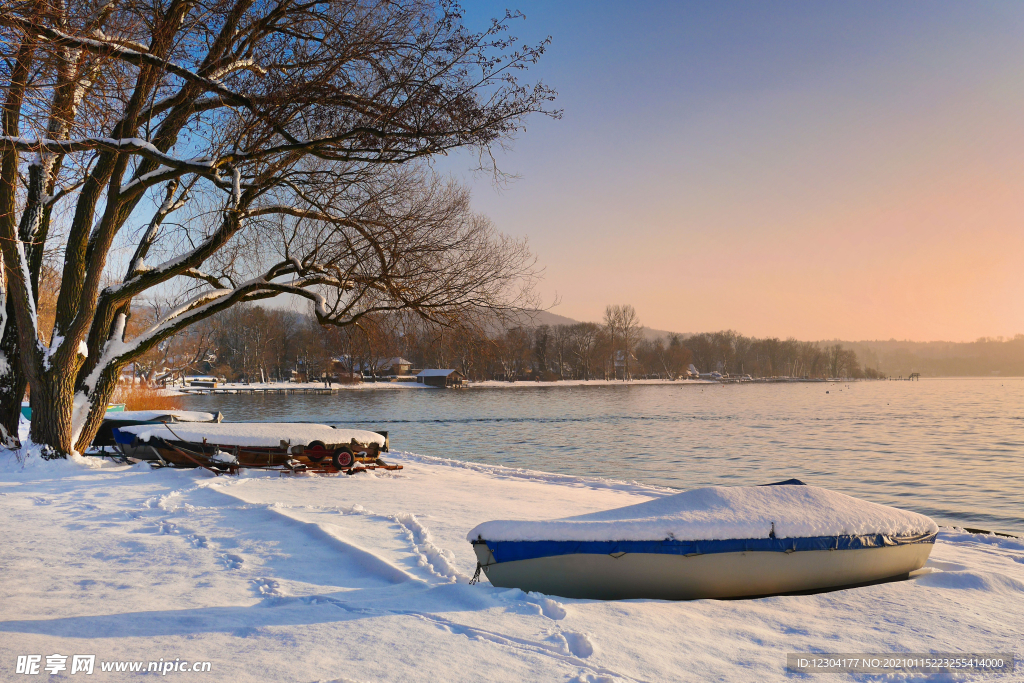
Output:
[
  {"xmin": 468, "ymin": 485, "xmax": 938, "ymax": 542},
  {"xmin": 0, "ymin": 419, "xmax": 111, "ymax": 474},
  {"xmin": 117, "ymin": 422, "xmax": 386, "ymax": 447},
  {"xmin": 0, "ymin": 451, "xmax": 1019, "ymax": 682},
  {"xmin": 0, "ymin": 445, "xmax": 108, "ymax": 474}
]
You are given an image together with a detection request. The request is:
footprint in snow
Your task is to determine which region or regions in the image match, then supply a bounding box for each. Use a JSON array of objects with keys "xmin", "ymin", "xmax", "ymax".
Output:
[
  {"xmin": 189, "ymin": 534, "xmax": 208, "ymax": 549},
  {"xmin": 155, "ymin": 520, "xmax": 180, "ymax": 535},
  {"xmin": 221, "ymin": 553, "xmax": 244, "ymax": 570},
  {"xmin": 569, "ymin": 673, "xmax": 619, "ymax": 683},
  {"xmin": 526, "ymin": 592, "xmax": 567, "ymax": 620},
  {"xmin": 253, "ymin": 578, "xmax": 281, "ymax": 596},
  {"xmin": 546, "ymin": 631, "xmax": 595, "ymax": 658},
  {"xmin": 498, "ymin": 589, "xmax": 568, "ymax": 620},
  {"xmin": 926, "ymin": 559, "xmax": 969, "ymax": 572}
]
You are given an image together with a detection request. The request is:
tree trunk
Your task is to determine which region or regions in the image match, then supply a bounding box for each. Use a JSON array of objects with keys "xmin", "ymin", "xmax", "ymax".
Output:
[
  {"xmin": 28, "ymin": 356, "xmax": 123, "ymax": 456},
  {"xmin": 0, "ymin": 326, "xmax": 26, "ymax": 448},
  {"xmin": 28, "ymin": 373, "xmax": 76, "ymax": 456},
  {"xmin": 73, "ymin": 364, "xmax": 122, "ymax": 454},
  {"xmin": 0, "ymin": 288, "xmax": 26, "ymax": 447}
]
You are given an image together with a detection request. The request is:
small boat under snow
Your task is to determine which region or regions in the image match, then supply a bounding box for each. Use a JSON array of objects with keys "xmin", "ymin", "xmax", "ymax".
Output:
[
  {"xmin": 92, "ymin": 409, "xmax": 222, "ymax": 448},
  {"xmin": 112, "ymin": 422, "xmax": 391, "ymax": 471},
  {"xmin": 468, "ymin": 481, "xmax": 937, "ymax": 600}
]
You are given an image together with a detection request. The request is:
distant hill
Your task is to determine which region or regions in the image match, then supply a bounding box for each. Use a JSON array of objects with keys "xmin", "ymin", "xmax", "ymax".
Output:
[{"xmin": 513, "ymin": 309, "xmax": 688, "ymax": 341}]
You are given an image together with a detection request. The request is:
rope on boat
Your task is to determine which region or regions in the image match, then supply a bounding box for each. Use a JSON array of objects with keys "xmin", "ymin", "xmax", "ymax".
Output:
[
  {"xmin": 469, "ymin": 562, "xmax": 482, "ymax": 585},
  {"xmin": 159, "ymin": 424, "xmax": 226, "ymax": 476}
]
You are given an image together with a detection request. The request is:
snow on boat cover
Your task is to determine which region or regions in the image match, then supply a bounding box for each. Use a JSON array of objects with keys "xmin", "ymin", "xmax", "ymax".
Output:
[
  {"xmin": 468, "ymin": 485, "xmax": 938, "ymax": 554},
  {"xmin": 103, "ymin": 410, "xmax": 218, "ymax": 422},
  {"xmin": 116, "ymin": 422, "xmax": 386, "ymax": 448},
  {"xmin": 468, "ymin": 486, "xmax": 938, "ymax": 599}
]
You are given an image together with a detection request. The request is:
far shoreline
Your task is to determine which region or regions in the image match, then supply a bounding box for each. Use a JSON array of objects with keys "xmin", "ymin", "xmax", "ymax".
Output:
[{"xmin": 164, "ymin": 376, "xmax": 880, "ymax": 396}]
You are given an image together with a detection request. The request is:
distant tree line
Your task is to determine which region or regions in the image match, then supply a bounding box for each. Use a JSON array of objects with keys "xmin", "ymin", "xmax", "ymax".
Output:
[
  {"xmin": 135, "ymin": 304, "xmax": 881, "ymax": 383},
  {"xmin": 685, "ymin": 331, "xmax": 881, "ymax": 379},
  {"xmin": 834, "ymin": 336, "xmax": 1024, "ymax": 378}
]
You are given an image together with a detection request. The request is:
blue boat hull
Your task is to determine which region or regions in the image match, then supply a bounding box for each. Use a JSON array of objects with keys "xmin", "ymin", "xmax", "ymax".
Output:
[{"xmin": 472, "ymin": 534, "xmax": 935, "ymax": 600}]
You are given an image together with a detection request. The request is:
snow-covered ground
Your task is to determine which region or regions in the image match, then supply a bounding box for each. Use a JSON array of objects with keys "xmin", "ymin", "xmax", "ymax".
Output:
[{"xmin": 1, "ymin": 450, "xmax": 1022, "ymax": 682}]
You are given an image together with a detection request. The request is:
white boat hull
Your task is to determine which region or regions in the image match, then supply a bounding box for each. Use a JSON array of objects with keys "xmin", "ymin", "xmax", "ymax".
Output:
[{"xmin": 473, "ymin": 542, "xmax": 933, "ymax": 600}]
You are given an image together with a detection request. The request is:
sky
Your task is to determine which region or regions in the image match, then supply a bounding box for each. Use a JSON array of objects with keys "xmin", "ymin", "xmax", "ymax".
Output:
[{"xmin": 438, "ymin": 1, "xmax": 1024, "ymax": 342}]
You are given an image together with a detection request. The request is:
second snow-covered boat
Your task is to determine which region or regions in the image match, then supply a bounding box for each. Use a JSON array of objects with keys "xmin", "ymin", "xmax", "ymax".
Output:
[
  {"xmin": 468, "ymin": 481, "xmax": 937, "ymax": 600},
  {"xmin": 112, "ymin": 422, "xmax": 390, "ymax": 471}
]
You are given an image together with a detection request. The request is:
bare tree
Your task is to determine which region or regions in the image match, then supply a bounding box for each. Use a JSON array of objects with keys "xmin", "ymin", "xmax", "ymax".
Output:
[
  {"xmin": 132, "ymin": 309, "xmax": 216, "ymax": 385},
  {"xmin": 636, "ymin": 334, "xmax": 691, "ymax": 380},
  {"xmin": 0, "ymin": 0, "xmax": 556, "ymax": 454},
  {"xmin": 551, "ymin": 324, "xmax": 570, "ymax": 380},
  {"xmin": 532, "ymin": 324, "xmax": 549, "ymax": 379},
  {"xmin": 603, "ymin": 304, "xmax": 642, "ymax": 380},
  {"xmin": 493, "ymin": 326, "xmax": 529, "ymax": 381},
  {"xmin": 619, "ymin": 305, "xmax": 642, "ymax": 380},
  {"xmin": 569, "ymin": 321, "xmax": 600, "ymax": 380},
  {"xmin": 826, "ymin": 344, "xmax": 844, "ymax": 378}
]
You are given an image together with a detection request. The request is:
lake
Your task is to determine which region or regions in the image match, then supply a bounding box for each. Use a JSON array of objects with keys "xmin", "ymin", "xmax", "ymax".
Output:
[{"xmin": 179, "ymin": 378, "xmax": 1024, "ymax": 535}]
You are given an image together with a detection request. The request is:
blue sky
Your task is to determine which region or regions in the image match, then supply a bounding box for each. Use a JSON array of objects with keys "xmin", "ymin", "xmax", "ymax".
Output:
[{"xmin": 439, "ymin": 1, "xmax": 1024, "ymax": 341}]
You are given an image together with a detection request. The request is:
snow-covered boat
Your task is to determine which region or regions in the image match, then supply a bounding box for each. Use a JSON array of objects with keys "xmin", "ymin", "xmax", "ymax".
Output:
[
  {"xmin": 467, "ymin": 481, "xmax": 937, "ymax": 600},
  {"xmin": 92, "ymin": 409, "xmax": 223, "ymax": 448},
  {"xmin": 112, "ymin": 422, "xmax": 391, "ymax": 471}
]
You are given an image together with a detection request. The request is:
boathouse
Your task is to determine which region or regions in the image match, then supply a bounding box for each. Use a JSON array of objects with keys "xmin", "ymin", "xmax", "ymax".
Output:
[{"xmin": 416, "ymin": 369, "xmax": 465, "ymax": 388}]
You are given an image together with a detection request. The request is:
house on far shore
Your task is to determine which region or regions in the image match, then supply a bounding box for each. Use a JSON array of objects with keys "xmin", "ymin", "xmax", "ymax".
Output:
[
  {"xmin": 184, "ymin": 375, "xmax": 219, "ymax": 388},
  {"xmin": 335, "ymin": 356, "xmax": 414, "ymax": 378},
  {"xmin": 375, "ymin": 357, "xmax": 414, "ymax": 376},
  {"xmin": 416, "ymin": 369, "xmax": 465, "ymax": 388}
]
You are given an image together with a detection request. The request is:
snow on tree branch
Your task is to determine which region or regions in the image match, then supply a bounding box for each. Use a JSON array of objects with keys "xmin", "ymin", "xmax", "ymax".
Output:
[{"xmin": 0, "ymin": 136, "xmax": 220, "ymax": 174}]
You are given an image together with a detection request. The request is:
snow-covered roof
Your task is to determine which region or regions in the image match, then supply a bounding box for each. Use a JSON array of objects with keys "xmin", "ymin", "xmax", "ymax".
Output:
[
  {"xmin": 417, "ymin": 369, "xmax": 461, "ymax": 377},
  {"xmin": 103, "ymin": 410, "xmax": 218, "ymax": 423},
  {"xmin": 367, "ymin": 357, "xmax": 413, "ymax": 369},
  {"xmin": 116, "ymin": 422, "xmax": 386, "ymax": 448},
  {"xmin": 468, "ymin": 485, "xmax": 937, "ymax": 543},
  {"xmin": 349, "ymin": 357, "xmax": 414, "ymax": 372}
]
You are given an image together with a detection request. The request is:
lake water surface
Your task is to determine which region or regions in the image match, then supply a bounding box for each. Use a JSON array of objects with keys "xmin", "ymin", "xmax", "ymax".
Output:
[{"xmin": 179, "ymin": 378, "xmax": 1024, "ymax": 535}]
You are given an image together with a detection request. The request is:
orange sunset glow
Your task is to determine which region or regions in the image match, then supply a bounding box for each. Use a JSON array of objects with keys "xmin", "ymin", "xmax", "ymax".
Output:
[{"xmin": 450, "ymin": 1, "xmax": 1024, "ymax": 341}]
